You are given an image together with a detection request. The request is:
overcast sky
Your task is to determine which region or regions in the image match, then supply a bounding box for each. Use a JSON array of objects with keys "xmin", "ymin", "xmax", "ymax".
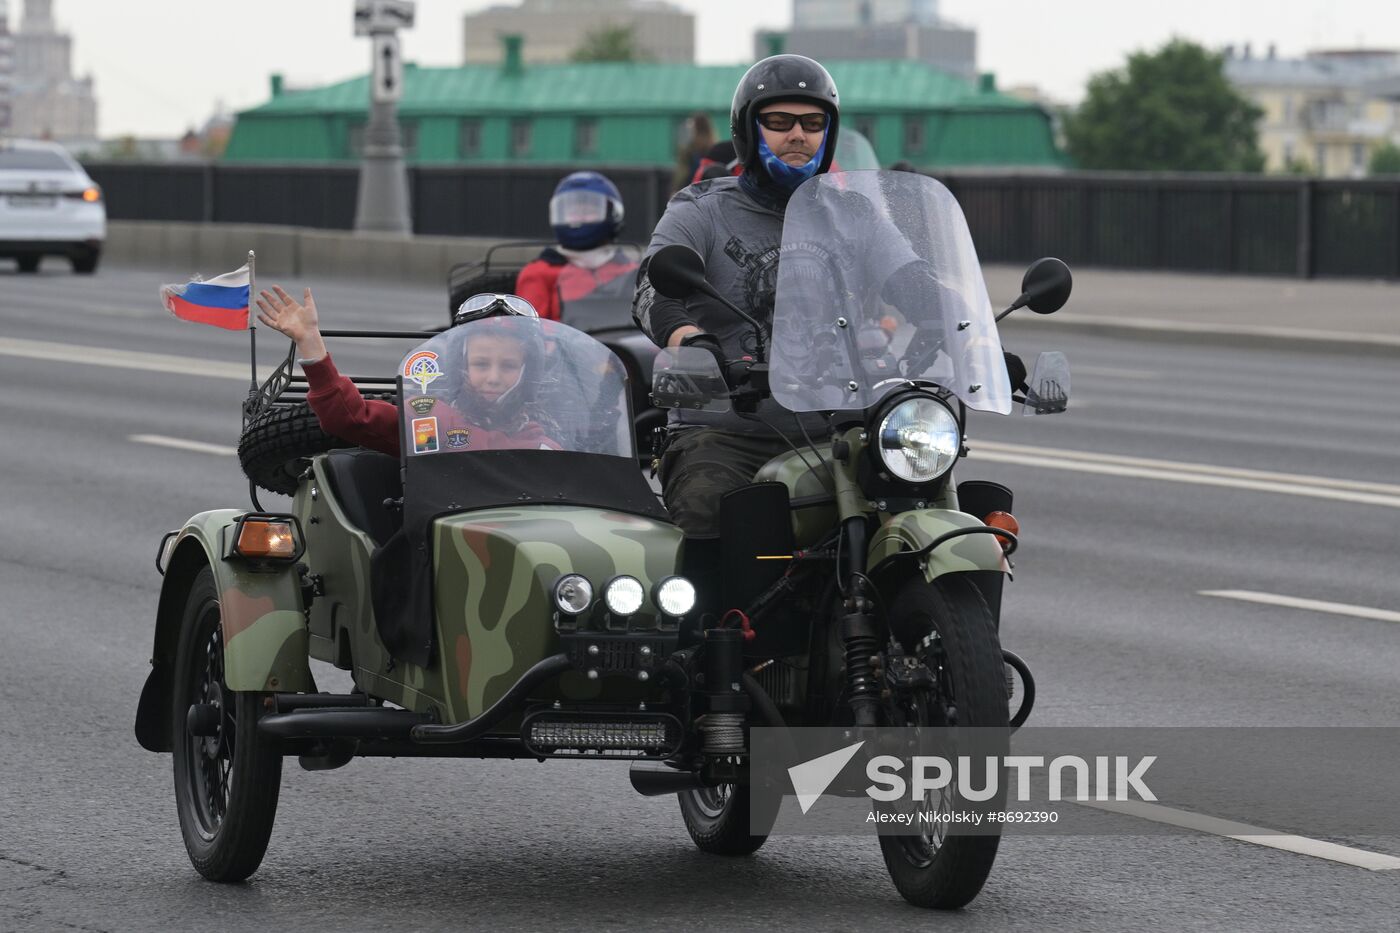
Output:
[{"xmin": 21, "ymin": 0, "xmax": 1400, "ymax": 137}]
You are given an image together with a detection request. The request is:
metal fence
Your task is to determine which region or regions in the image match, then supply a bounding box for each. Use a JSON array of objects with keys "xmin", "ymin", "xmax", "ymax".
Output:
[{"xmin": 83, "ymin": 161, "xmax": 1400, "ymax": 280}]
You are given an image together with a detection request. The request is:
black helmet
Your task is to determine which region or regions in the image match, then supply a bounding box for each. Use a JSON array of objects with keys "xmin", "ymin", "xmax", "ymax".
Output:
[{"xmin": 730, "ymin": 54, "xmax": 840, "ymax": 176}]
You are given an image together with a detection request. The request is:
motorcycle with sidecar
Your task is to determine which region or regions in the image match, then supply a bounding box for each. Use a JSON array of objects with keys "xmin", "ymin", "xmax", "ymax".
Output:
[{"xmin": 135, "ymin": 169, "xmax": 1070, "ymax": 910}]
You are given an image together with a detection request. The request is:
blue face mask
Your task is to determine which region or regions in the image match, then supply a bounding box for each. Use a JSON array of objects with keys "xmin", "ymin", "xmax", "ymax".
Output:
[{"xmin": 756, "ymin": 121, "xmax": 827, "ymax": 190}]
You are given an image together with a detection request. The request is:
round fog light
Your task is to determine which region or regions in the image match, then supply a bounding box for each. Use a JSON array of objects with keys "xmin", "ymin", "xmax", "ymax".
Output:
[
  {"xmin": 604, "ymin": 575, "xmax": 645, "ymax": 616},
  {"xmin": 553, "ymin": 574, "xmax": 593, "ymax": 614},
  {"xmin": 654, "ymin": 576, "xmax": 697, "ymax": 616}
]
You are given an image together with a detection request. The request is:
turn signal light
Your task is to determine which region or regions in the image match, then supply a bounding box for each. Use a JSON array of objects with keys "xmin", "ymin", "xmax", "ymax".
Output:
[
  {"xmin": 82, "ymin": 186, "xmax": 101, "ymax": 202},
  {"xmin": 235, "ymin": 520, "xmax": 296, "ymax": 559},
  {"xmin": 984, "ymin": 511, "xmax": 1019, "ymax": 549}
]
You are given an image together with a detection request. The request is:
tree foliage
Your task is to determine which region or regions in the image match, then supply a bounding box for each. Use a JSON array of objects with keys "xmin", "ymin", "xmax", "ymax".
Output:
[
  {"xmin": 570, "ymin": 24, "xmax": 650, "ymax": 63},
  {"xmin": 1370, "ymin": 142, "xmax": 1400, "ymax": 175},
  {"xmin": 1064, "ymin": 39, "xmax": 1265, "ymax": 172}
]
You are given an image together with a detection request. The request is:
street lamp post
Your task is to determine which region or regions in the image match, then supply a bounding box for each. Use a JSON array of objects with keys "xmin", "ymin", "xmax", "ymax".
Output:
[{"xmin": 353, "ymin": 0, "xmax": 414, "ymax": 234}]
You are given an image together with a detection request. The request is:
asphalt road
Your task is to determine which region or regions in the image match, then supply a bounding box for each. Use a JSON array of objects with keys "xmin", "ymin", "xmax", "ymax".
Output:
[{"xmin": 2, "ymin": 265, "xmax": 1399, "ymax": 931}]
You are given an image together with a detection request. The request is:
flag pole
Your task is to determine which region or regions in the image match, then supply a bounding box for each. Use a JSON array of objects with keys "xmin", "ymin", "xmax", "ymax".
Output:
[{"xmin": 247, "ymin": 249, "xmax": 257, "ymax": 391}]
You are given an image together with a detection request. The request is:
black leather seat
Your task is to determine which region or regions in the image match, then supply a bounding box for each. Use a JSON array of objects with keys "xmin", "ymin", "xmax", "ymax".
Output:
[{"xmin": 320, "ymin": 448, "xmax": 403, "ymax": 547}]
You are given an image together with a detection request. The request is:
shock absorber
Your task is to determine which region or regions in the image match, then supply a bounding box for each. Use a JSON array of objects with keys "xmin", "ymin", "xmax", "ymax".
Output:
[
  {"xmin": 842, "ymin": 594, "xmax": 880, "ymax": 727},
  {"xmin": 700, "ymin": 627, "xmax": 748, "ymax": 754}
]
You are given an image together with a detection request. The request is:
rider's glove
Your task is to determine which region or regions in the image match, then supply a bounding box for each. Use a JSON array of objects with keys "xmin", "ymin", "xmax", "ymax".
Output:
[
  {"xmin": 1003, "ymin": 350, "xmax": 1028, "ymax": 393},
  {"xmin": 679, "ymin": 332, "xmax": 729, "ymax": 382}
]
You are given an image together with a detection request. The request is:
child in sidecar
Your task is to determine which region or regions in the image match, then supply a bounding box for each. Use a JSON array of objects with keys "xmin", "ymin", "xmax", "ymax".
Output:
[{"xmin": 254, "ymin": 286, "xmax": 558, "ymax": 456}]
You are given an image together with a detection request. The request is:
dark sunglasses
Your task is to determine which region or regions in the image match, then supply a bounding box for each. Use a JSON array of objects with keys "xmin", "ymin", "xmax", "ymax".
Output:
[{"xmin": 755, "ymin": 111, "xmax": 829, "ymax": 133}]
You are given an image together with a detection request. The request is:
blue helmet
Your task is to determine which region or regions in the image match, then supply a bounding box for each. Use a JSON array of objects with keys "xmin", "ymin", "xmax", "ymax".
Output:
[{"xmin": 549, "ymin": 171, "xmax": 624, "ymax": 250}]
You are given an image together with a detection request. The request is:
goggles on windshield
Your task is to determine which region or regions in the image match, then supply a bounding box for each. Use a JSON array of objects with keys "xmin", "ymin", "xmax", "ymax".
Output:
[
  {"xmin": 755, "ymin": 111, "xmax": 830, "ymax": 133},
  {"xmin": 549, "ymin": 189, "xmax": 620, "ymax": 227},
  {"xmin": 453, "ymin": 293, "xmax": 539, "ymax": 326}
]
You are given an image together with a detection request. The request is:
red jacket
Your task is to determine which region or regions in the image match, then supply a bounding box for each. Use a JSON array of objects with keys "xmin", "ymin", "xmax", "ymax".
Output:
[
  {"xmin": 514, "ymin": 248, "xmax": 637, "ymax": 321},
  {"xmin": 304, "ymin": 354, "xmax": 558, "ymax": 458}
]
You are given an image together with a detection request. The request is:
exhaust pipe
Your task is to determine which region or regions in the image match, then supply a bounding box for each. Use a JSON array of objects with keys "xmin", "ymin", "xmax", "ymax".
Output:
[{"xmin": 629, "ymin": 761, "xmax": 708, "ymax": 796}]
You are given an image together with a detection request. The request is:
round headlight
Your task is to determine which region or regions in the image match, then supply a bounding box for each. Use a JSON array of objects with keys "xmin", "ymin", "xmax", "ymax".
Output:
[
  {"xmin": 603, "ymin": 575, "xmax": 645, "ymax": 616},
  {"xmin": 553, "ymin": 574, "xmax": 593, "ymax": 615},
  {"xmin": 876, "ymin": 396, "xmax": 961, "ymax": 483},
  {"xmin": 654, "ymin": 576, "xmax": 697, "ymax": 617}
]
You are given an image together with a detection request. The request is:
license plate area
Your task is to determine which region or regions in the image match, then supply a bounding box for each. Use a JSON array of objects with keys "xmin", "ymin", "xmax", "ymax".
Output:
[{"xmin": 7, "ymin": 194, "xmax": 58, "ymax": 208}]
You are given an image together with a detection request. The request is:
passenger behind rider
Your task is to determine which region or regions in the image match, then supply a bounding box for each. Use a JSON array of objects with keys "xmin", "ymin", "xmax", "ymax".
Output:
[
  {"xmin": 513, "ymin": 171, "xmax": 636, "ymax": 321},
  {"xmin": 254, "ymin": 286, "xmax": 558, "ymax": 458}
]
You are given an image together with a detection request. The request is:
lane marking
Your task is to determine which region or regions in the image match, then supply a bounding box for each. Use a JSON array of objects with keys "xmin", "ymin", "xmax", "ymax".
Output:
[
  {"xmin": 1012, "ymin": 312, "xmax": 1400, "ymax": 351},
  {"xmin": 130, "ymin": 434, "xmax": 238, "ymax": 457},
  {"xmin": 969, "ymin": 440, "xmax": 1400, "ymax": 509},
  {"xmin": 1078, "ymin": 799, "xmax": 1400, "ymax": 870},
  {"xmin": 1072, "ymin": 365, "xmax": 1158, "ymax": 380},
  {"xmin": 1199, "ymin": 590, "xmax": 1400, "ymax": 624},
  {"xmin": 1, "ymin": 337, "xmax": 260, "ymax": 382}
]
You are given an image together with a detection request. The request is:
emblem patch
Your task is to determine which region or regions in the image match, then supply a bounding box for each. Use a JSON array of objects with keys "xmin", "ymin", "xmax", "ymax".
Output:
[
  {"xmin": 446, "ymin": 428, "xmax": 470, "ymax": 449},
  {"xmin": 409, "ymin": 396, "xmax": 436, "ymax": 415},
  {"xmin": 402, "ymin": 351, "xmax": 442, "ymax": 393},
  {"xmin": 411, "ymin": 416, "xmax": 439, "ymax": 454}
]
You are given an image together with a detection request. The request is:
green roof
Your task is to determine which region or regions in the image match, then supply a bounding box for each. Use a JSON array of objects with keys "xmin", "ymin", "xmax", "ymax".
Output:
[{"xmin": 244, "ymin": 59, "xmax": 1039, "ymax": 118}]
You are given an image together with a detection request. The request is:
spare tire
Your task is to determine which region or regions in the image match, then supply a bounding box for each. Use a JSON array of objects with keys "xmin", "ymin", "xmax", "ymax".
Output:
[{"xmin": 238, "ymin": 402, "xmax": 356, "ymax": 495}]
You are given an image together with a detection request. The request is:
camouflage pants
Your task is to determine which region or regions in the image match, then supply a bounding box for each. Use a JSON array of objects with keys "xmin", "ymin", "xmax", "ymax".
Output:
[{"xmin": 658, "ymin": 428, "xmax": 793, "ymax": 538}]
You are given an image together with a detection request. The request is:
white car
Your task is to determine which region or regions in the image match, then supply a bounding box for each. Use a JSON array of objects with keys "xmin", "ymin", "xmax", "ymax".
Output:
[{"xmin": 0, "ymin": 139, "xmax": 106, "ymax": 274}]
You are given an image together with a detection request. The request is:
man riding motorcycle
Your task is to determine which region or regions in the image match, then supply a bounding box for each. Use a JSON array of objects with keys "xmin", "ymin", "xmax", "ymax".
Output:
[
  {"xmin": 632, "ymin": 54, "xmax": 1026, "ymax": 570},
  {"xmin": 515, "ymin": 171, "xmax": 637, "ymax": 321}
]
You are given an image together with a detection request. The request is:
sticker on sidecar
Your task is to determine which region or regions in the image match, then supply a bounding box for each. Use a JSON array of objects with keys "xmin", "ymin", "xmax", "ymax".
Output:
[
  {"xmin": 409, "ymin": 396, "xmax": 437, "ymax": 414},
  {"xmin": 446, "ymin": 428, "xmax": 470, "ymax": 449},
  {"xmin": 412, "ymin": 416, "xmax": 439, "ymax": 454},
  {"xmin": 403, "ymin": 351, "xmax": 442, "ymax": 393}
]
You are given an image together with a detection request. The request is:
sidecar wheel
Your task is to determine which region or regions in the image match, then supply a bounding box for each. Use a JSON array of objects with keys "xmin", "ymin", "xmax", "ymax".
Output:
[
  {"xmin": 678, "ymin": 783, "xmax": 768, "ymax": 856},
  {"xmin": 171, "ymin": 567, "xmax": 282, "ymax": 882},
  {"xmin": 238, "ymin": 401, "xmax": 356, "ymax": 495},
  {"xmin": 878, "ymin": 576, "xmax": 1008, "ymax": 910}
]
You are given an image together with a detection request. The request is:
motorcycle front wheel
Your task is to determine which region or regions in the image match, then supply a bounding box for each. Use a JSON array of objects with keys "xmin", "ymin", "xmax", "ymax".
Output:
[
  {"xmin": 678, "ymin": 782, "xmax": 768, "ymax": 856},
  {"xmin": 878, "ymin": 575, "xmax": 1009, "ymax": 909},
  {"xmin": 171, "ymin": 566, "xmax": 283, "ymax": 882}
]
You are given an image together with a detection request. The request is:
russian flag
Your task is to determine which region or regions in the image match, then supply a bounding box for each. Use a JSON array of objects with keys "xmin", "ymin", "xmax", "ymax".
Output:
[{"xmin": 160, "ymin": 265, "xmax": 251, "ymax": 331}]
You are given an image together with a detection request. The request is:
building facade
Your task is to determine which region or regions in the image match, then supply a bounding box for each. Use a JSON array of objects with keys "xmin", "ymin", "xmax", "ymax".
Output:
[
  {"xmin": 758, "ymin": 0, "xmax": 974, "ymax": 81},
  {"xmin": 6, "ymin": 0, "xmax": 96, "ymax": 145},
  {"xmin": 463, "ymin": 0, "xmax": 694, "ymax": 65},
  {"xmin": 0, "ymin": 1, "xmax": 13, "ymax": 133},
  {"xmin": 1226, "ymin": 45, "xmax": 1400, "ymax": 177},
  {"xmin": 226, "ymin": 45, "xmax": 1061, "ymax": 172},
  {"xmin": 793, "ymin": 0, "xmax": 939, "ymax": 28}
]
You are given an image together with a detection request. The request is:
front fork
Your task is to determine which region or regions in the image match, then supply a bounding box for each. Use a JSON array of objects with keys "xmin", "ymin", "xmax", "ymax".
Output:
[{"xmin": 831, "ymin": 431, "xmax": 884, "ymax": 727}]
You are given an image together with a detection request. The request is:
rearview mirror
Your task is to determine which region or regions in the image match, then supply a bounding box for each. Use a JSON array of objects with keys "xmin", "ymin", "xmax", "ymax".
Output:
[
  {"xmin": 1018, "ymin": 257, "xmax": 1073, "ymax": 315},
  {"xmin": 646, "ymin": 244, "xmax": 709, "ymax": 300}
]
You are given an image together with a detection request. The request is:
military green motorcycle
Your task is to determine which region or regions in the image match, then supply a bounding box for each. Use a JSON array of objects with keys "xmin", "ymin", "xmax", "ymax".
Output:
[
  {"xmin": 643, "ymin": 169, "xmax": 1071, "ymax": 908},
  {"xmin": 134, "ymin": 169, "xmax": 1068, "ymax": 911}
]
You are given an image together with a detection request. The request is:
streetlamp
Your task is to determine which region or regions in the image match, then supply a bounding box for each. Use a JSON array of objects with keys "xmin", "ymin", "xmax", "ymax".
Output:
[{"xmin": 352, "ymin": 0, "xmax": 415, "ymax": 234}]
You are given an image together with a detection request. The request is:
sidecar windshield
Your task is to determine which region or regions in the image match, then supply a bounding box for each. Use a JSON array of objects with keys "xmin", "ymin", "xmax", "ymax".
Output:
[
  {"xmin": 554, "ymin": 245, "xmax": 640, "ymax": 333},
  {"xmin": 397, "ymin": 316, "xmax": 633, "ymax": 459},
  {"xmin": 769, "ymin": 171, "xmax": 1012, "ymax": 414}
]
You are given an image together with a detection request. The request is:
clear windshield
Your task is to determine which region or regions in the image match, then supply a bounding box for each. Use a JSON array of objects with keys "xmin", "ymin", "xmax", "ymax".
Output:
[
  {"xmin": 397, "ymin": 316, "xmax": 633, "ymax": 458},
  {"xmin": 770, "ymin": 171, "xmax": 1012, "ymax": 415},
  {"xmin": 555, "ymin": 245, "xmax": 640, "ymax": 332},
  {"xmin": 833, "ymin": 128, "xmax": 880, "ymax": 171}
]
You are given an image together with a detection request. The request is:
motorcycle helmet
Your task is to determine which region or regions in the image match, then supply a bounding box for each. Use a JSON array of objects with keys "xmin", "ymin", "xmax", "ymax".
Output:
[
  {"xmin": 730, "ymin": 54, "xmax": 840, "ymax": 178},
  {"xmin": 549, "ymin": 171, "xmax": 624, "ymax": 251},
  {"xmin": 449, "ymin": 297, "xmax": 548, "ymax": 430}
]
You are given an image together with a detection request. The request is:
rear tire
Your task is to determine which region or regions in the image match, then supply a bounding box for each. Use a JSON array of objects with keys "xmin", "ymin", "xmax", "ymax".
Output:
[
  {"xmin": 678, "ymin": 784, "xmax": 768, "ymax": 856},
  {"xmin": 16, "ymin": 254, "xmax": 39, "ymax": 273},
  {"xmin": 878, "ymin": 575, "xmax": 1008, "ymax": 909},
  {"xmin": 71, "ymin": 247, "xmax": 100, "ymax": 274},
  {"xmin": 171, "ymin": 566, "xmax": 282, "ymax": 882},
  {"xmin": 238, "ymin": 401, "xmax": 356, "ymax": 495}
]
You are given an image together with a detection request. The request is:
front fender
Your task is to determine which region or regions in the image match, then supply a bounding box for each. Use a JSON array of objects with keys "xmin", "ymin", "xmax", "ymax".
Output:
[
  {"xmin": 867, "ymin": 508, "xmax": 1010, "ymax": 583},
  {"xmin": 136, "ymin": 510, "xmax": 312, "ymax": 752}
]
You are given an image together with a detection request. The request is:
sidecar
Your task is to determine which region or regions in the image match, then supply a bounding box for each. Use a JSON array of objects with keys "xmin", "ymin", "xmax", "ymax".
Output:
[{"xmin": 135, "ymin": 317, "xmax": 728, "ymax": 882}]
